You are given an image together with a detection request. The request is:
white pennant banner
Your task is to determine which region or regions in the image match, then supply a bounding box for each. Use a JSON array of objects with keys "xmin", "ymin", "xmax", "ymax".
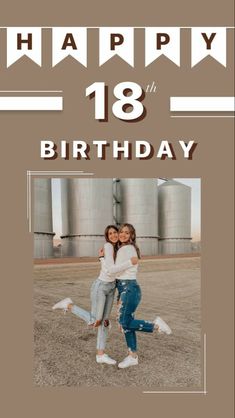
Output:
[
  {"xmin": 2, "ymin": 26, "xmax": 231, "ymax": 68},
  {"xmin": 7, "ymin": 27, "xmax": 42, "ymax": 68},
  {"xmin": 191, "ymin": 27, "xmax": 227, "ymax": 67},
  {"xmin": 145, "ymin": 27, "xmax": 180, "ymax": 67},
  {"xmin": 99, "ymin": 27, "xmax": 134, "ymax": 67},
  {"xmin": 52, "ymin": 27, "xmax": 87, "ymax": 67}
]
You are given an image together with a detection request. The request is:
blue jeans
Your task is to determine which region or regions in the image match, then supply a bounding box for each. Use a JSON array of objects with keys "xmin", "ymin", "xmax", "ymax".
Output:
[
  {"xmin": 116, "ymin": 279, "xmax": 154, "ymax": 352},
  {"xmin": 71, "ymin": 279, "xmax": 116, "ymax": 350}
]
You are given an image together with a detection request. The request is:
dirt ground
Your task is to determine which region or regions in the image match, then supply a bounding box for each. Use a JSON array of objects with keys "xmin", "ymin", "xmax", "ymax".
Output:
[{"xmin": 34, "ymin": 256, "xmax": 201, "ymax": 388}]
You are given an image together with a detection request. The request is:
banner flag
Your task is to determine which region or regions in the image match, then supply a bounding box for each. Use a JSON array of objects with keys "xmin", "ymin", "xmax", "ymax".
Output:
[
  {"xmin": 145, "ymin": 27, "xmax": 180, "ymax": 67},
  {"xmin": 191, "ymin": 27, "xmax": 227, "ymax": 67},
  {"xmin": 99, "ymin": 27, "xmax": 134, "ymax": 67},
  {"xmin": 7, "ymin": 27, "xmax": 42, "ymax": 68},
  {"xmin": 52, "ymin": 27, "xmax": 87, "ymax": 67}
]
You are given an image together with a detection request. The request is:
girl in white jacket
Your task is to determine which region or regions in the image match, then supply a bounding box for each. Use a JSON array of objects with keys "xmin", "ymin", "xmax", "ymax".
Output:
[{"xmin": 52, "ymin": 225, "xmax": 137, "ymax": 365}]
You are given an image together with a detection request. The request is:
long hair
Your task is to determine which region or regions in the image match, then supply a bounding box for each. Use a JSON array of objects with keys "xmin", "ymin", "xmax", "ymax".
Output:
[
  {"xmin": 104, "ymin": 225, "xmax": 119, "ymax": 259},
  {"xmin": 118, "ymin": 223, "xmax": 141, "ymax": 259}
]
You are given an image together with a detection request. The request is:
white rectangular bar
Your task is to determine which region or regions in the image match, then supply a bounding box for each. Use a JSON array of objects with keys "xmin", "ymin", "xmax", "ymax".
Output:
[
  {"xmin": 0, "ymin": 96, "xmax": 63, "ymax": 110},
  {"xmin": 170, "ymin": 97, "xmax": 235, "ymax": 112}
]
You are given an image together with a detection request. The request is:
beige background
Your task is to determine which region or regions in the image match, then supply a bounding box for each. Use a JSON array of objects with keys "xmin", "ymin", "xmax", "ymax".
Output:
[{"xmin": 0, "ymin": 0, "xmax": 234, "ymax": 417}]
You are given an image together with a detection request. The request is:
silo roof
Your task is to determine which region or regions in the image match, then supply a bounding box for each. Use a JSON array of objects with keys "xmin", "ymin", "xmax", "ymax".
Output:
[{"xmin": 159, "ymin": 179, "xmax": 190, "ymax": 189}]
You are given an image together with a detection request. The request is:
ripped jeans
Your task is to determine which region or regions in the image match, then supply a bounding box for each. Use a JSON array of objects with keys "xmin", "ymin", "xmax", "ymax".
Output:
[
  {"xmin": 116, "ymin": 279, "xmax": 154, "ymax": 352},
  {"xmin": 71, "ymin": 279, "xmax": 116, "ymax": 351}
]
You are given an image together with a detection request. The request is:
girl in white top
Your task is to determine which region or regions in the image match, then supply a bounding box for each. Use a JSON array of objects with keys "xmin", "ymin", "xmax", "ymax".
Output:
[
  {"xmin": 52, "ymin": 225, "xmax": 137, "ymax": 365},
  {"xmin": 100, "ymin": 223, "xmax": 172, "ymax": 369}
]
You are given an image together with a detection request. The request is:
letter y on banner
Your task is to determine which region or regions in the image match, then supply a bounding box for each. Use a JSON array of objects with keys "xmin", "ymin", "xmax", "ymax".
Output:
[
  {"xmin": 7, "ymin": 27, "xmax": 42, "ymax": 67},
  {"xmin": 191, "ymin": 27, "xmax": 227, "ymax": 67},
  {"xmin": 99, "ymin": 27, "xmax": 134, "ymax": 67}
]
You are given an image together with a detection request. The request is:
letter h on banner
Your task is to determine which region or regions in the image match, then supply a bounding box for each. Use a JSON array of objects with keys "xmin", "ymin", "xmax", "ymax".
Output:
[{"xmin": 7, "ymin": 27, "xmax": 42, "ymax": 67}]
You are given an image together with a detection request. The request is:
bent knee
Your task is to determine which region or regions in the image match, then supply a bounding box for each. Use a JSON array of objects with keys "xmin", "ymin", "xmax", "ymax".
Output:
[
  {"xmin": 119, "ymin": 318, "xmax": 131, "ymax": 330},
  {"xmin": 103, "ymin": 319, "xmax": 110, "ymax": 327},
  {"xmin": 93, "ymin": 319, "xmax": 102, "ymax": 327}
]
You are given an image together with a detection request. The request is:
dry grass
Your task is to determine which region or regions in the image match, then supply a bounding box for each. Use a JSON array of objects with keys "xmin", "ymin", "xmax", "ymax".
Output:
[{"xmin": 34, "ymin": 256, "xmax": 201, "ymax": 388}]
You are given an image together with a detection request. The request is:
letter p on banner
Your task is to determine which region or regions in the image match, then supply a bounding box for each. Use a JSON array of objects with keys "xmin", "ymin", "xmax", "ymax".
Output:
[
  {"xmin": 145, "ymin": 27, "xmax": 180, "ymax": 67},
  {"xmin": 99, "ymin": 27, "xmax": 134, "ymax": 67}
]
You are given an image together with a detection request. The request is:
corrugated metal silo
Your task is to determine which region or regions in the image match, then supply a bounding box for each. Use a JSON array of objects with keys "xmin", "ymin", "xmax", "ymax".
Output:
[
  {"xmin": 158, "ymin": 179, "xmax": 192, "ymax": 254},
  {"xmin": 120, "ymin": 178, "xmax": 158, "ymax": 255},
  {"xmin": 113, "ymin": 178, "xmax": 122, "ymax": 225},
  {"xmin": 34, "ymin": 178, "xmax": 55, "ymax": 258},
  {"xmin": 60, "ymin": 178, "xmax": 71, "ymax": 256},
  {"xmin": 61, "ymin": 178, "xmax": 113, "ymax": 257}
]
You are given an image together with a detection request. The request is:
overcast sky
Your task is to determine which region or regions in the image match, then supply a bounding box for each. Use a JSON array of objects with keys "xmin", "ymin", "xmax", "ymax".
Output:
[{"xmin": 52, "ymin": 178, "xmax": 201, "ymax": 241}]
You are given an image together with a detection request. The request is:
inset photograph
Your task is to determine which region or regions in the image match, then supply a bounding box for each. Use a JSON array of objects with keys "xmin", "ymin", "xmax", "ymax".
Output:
[{"xmin": 33, "ymin": 178, "xmax": 201, "ymax": 388}]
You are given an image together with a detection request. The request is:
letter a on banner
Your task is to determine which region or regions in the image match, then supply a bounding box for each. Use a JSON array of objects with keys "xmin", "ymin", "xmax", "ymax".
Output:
[
  {"xmin": 52, "ymin": 27, "xmax": 87, "ymax": 67},
  {"xmin": 99, "ymin": 27, "xmax": 134, "ymax": 67},
  {"xmin": 191, "ymin": 27, "xmax": 227, "ymax": 67},
  {"xmin": 7, "ymin": 27, "xmax": 42, "ymax": 68},
  {"xmin": 145, "ymin": 27, "xmax": 180, "ymax": 67}
]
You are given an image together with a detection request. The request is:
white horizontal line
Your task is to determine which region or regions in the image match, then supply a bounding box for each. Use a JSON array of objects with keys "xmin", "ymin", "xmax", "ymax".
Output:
[
  {"xmin": 30, "ymin": 173, "xmax": 94, "ymax": 175},
  {"xmin": 170, "ymin": 97, "xmax": 235, "ymax": 112},
  {"xmin": 171, "ymin": 115, "xmax": 235, "ymax": 118},
  {"xmin": 143, "ymin": 391, "xmax": 206, "ymax": 394},
  {"xmin": 0, "ymin": 26, "xmax": 234, "ymax": 29},
  {"xmin": 29, "ymin": 171, "xmax": 84, "ymax": 173},
  {"xmin": 0, "ymin": 90, "xmax": 63, "ymax": 93},
  {"xmin": 0, "ymin": 96, "xmax": 63, "ymax": 110}
]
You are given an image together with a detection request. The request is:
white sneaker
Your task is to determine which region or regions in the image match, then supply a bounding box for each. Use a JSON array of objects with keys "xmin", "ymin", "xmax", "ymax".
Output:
[
  {"xmin": 154, "ymin": 316, "xmax": 172, "ymax": 335},
  {"xmin": 52, "ymin": 297, "xmax": 73, "ymax": 312},
  {"xmin": 96, "ymin": 354, "xmax": 117, "ymax": 365},
  {"xmin": 118, "ymin": 355, "xmax": 138, "ymax": 369}
]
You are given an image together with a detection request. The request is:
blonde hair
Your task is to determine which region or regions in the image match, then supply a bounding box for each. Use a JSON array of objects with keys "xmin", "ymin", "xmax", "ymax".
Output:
[{"xmin": 118, "ymin": 223, "xmax": 141, "ymax": 259}]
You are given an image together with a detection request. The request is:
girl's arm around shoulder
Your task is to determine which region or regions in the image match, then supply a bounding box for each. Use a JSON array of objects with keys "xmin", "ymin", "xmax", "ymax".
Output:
[
  {"xmin": 100, "ymin": 244, "xmax": 138, "ymax": 274},
  {"xmin": 119, "ymin": 244, "xmax": 138, "ymax": 257},
  {"xmin": 103, "ymin": 242, "xmax": 115, "ymax": 266},
  {"xmin": 100, "ymin": 258, "xmax": 133, "ymax": 275}
]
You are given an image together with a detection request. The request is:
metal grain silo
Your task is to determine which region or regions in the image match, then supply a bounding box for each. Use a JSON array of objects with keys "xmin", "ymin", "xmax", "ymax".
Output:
[
  {"xmin": 120, "ymin": 178, "xmax": 158, "ymax": 255},
  {"xmin": 60, "ymin": 178, "xmax": 71, "ymax": 256},
  {"xmin": 158, "ymin": 180, "xmax": 191, "ymax": 254},
  {"xmin": 61, "ymin": 178, "xmax": 113, "ymax": 257},
  {"xmin": 34, "ymin": 178, "xmax": 55, "ymax": 258},
  {"xmin": 113, "ymin": 178, "xmax": 122, "ymax": 225}
]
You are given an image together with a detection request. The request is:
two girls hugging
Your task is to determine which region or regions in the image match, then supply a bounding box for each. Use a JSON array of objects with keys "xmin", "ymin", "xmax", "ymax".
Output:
[{"xmin": 53, "ymin": 223, "xmax": 172, "ymax": 369}]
